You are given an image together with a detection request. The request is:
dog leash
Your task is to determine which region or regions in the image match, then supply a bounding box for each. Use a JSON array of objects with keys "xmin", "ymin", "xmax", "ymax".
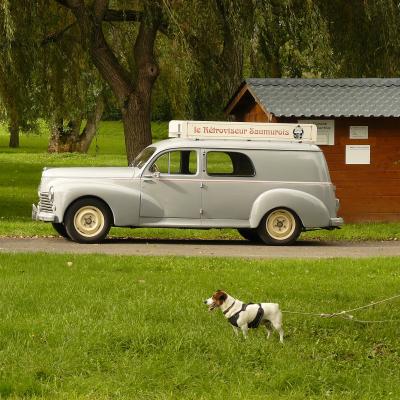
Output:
[{"xmin": 282, "ymin": 293, "xmax": 400, "ymax": 324}]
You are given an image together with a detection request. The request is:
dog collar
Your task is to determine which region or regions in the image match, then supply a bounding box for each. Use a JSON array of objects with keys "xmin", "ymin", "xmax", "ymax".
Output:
[{"xmin": 223, "ymin": 300, "xmax": 236, "ymax": 315}]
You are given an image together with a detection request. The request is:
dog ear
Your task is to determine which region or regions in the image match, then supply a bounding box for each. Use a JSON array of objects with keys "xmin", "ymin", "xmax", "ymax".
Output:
[{"xmin": 214, "ymin": 290, "xmax": 227, "ymax": 305}]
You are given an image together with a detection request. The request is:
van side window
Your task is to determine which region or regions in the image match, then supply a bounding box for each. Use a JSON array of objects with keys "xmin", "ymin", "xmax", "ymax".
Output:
[
  {"xmin": 206, "ymin": 151, "xmax": 255, "ymax": 177},
  {"xmin": 150, "ymin": 150, "xmax": 197, "ymax": 175}
]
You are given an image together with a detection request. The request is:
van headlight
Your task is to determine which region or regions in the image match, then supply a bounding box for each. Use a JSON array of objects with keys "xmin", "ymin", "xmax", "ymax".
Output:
[{"xmin": 48, "ymin": 186, "xmax": 55, "ymax": 202}]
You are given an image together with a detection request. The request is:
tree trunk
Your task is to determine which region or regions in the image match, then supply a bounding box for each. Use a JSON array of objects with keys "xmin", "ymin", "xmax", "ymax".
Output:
[
  {"xmin": 75, "ymin": 93, "xmax": 104, "ymax": 153},
  {"xmin": 57, "ymin": 119, "xmax": 82, "ymax": 152},
  {"xmin": 8, "ymin": 119, "xmax": 19, "ymax": 148},
  {"xmin": 123, "ymin": 94, "xmax": 153, "ymax": 165},
  {"xmin": 47, "ymin": 94, "xmax": 104, "ymax": 153},
  {"xmin": 122, "ymin": 8, "xmax": 160, "ymax": 165},
  {"xmin": 48, "ymin": 119, "xmax": 63, "ymax": 153},
  {"xmin": 48, "ymin": 118, "xmax": 81, "ymax": 153}
]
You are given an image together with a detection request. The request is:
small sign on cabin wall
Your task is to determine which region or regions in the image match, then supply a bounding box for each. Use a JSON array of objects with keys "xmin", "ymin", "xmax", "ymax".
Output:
[
  {"xmin": 350, "ymin": 126, "xmax": 368, "ymax": 139},
  {"xmin": 346, "ymin": 145, "xmax": 370, "ymax": 164},
  {"xmin": 298, "ymin": 119, "xmax": 335, "ymax": 145}
]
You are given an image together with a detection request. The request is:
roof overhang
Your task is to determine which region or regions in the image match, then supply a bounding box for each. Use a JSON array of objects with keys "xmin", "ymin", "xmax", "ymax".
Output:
[
  {"xmin": 224, "ymin": 81, "xmax": 273, "ymax": 118},
  {"xmin": 225, "ymin": 78, "xmax": 400, "ymax": 119}
]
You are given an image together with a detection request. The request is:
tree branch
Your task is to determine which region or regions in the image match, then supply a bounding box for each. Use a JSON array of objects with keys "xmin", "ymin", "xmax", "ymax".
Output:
[
  {"xmin": 55, "ymin": 0, "xmax": 84, "ymax": 9},
  {"xmin": 133, "ymin": 6, "xmax": 162, "ymax": 97},
  {"xmin": 54, "ymin": 0, "xmax": 84, "ymax": 8},
  {"xmin": 93, "ymin": 0, "xmax": 109, "ymax": 22},
  {"xmin": 64, "ymin": 3, "xmax": 134, "ymax": 102},
  {"xmin": 104, "ymin": 9, "xmax": 142, "ymax": 22},
  {"xmin": 54, "ymin": 0, "xmax": 70, "ymax": 7},
  {"xmin": 55, "ymin": 0, "xmax": 142, "ymax": 22},
  {"xmin": 52, "ymin": 0, "xmax": 153, "ymax": 103},
  {"xmin": 42, "ymin": 21, "xmax": 77, "ymax": 45}
]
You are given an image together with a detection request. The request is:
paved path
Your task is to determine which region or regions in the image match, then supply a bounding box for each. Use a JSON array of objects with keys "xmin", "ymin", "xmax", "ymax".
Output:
[{"xmin": 1, "ymin": 237, "xmax": 400, "ymax": 258}]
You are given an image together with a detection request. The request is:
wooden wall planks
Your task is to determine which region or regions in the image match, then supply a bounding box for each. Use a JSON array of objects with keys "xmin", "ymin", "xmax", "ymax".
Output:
[{"xmin": 320, "ymin": 117, "xmax": 400, "ymax": 222}]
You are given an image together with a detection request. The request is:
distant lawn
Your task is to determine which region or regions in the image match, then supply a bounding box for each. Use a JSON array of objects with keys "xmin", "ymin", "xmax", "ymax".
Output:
[
  {"xmin": 0, "ymin": 121, "xmax": 165, "ymax": 221},
  {"xmin": 0, "ymin": 120, "xmax": 168, "ymax": 155},
  {"xmin": 1, "ymin": 121, "xmax": 400, "ymax": 241},
  {"xmin": 0, "ymin": 253, "xmax": 399, "ymax": 399}
]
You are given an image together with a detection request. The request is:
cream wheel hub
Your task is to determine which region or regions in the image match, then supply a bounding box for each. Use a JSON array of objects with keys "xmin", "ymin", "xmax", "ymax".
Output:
[
  {"xmin": 73, "ymin": 206, "xmax": 105, "ymax": 237},
  {"xmin": 266, "ymin": 210, "xmax": 296, "ymax": 240}
]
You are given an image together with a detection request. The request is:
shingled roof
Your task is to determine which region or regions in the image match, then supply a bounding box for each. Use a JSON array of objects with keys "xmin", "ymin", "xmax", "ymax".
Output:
[{"xmin": 230, "ymin": 78, "xmax": 400, "ymax": 118}]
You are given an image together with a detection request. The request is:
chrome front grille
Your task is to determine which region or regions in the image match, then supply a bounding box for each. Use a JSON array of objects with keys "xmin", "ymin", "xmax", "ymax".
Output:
[{"xmin": 39, "ymin": 192, "xmax": 53, "ymax": 213}]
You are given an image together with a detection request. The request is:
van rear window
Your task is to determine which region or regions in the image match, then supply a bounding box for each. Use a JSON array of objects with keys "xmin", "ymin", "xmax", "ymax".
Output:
[{"xmin": 206, "ymin": 151, "xmax": 255, "ymax": 177}]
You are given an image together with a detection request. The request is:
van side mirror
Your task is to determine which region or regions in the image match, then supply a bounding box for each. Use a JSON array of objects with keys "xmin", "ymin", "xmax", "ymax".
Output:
[{"xmin": 152, "ymin": 171, "xmax": 160, "ymax": 179}]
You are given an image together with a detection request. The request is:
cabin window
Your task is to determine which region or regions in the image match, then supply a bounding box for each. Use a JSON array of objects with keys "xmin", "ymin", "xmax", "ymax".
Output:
[
  {"xmin": 206, "ymin": 151, "xmax": 255, "ymax": 177},
  {"xmin": 150, "ymin": 150, "xmax": 197, "ymax": 175}
]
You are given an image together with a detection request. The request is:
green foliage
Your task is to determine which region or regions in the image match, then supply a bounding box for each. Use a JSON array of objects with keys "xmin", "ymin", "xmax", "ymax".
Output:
[
  {"xmin": 143, "ymin": 0, "xmax": 255, "ymax": 120},
  {"xmin": 37, "ymin": 5, "xmax": 104, "ymax": 125},
  {"xmin": 316, "ymin": 0, "xmax": 400, "ymax": 77},
  {"xmin": 249, "ymin": 0, "xmax": 336, "ymax": 78},
  {"xmin": 0, "ymin": 1, "xmax": 42, "ymax": 131},
  {"xmin": 0, "ymin": 0, "xmax": 14, "ymax": 45},
  {"xmin": 2, "ymin": 0, "xmax": 400, "ymax": 152},
  {"xmin": 177, "ymin": 0, "xmax": 253, "ymax": 118},
  {"xmin": 152, "ymin": 34, "xmax": 196, "ymax": 120},
  {"xmin": 0, "ymin": 0, "xmax": 106, "ymax": 146},
  {"xmin": 0, "ymin": 253, "xmax": 399, "ymax": 398}
]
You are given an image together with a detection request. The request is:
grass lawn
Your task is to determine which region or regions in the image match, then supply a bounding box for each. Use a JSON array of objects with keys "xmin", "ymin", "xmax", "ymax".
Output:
[
  {"xmin": 0, "ymin": 253, "xmax": 399, "ymax": 399},
  {"xmin": 1, "ymin": 121, "xmax": 400, "ymax": 241}
]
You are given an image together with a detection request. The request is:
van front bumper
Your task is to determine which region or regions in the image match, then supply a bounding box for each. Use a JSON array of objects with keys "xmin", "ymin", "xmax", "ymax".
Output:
[
  {"xmin": 329, "ymin": 217, "xmax": 344, "ymax": 228},
  {"xmin": 32, "ymin": 204, "xmax": 56, "ymax": 222}
]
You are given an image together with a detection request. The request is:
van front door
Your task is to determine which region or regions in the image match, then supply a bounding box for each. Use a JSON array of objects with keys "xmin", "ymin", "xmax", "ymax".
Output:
[{"xmin": 140, "ymin": 149, "xmax": 201, "ymax": 221}]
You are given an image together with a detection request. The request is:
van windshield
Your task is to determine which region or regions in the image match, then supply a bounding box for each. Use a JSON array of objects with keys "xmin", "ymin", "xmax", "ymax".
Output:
[{"xmin": 131, "ymin": 147, "xmax": 156, "ymax": 168}]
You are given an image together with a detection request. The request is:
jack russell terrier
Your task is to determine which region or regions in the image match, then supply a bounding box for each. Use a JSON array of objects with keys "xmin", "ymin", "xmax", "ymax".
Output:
[{"xmin": 204, "ymin": 290, "xmax": 284, "ymax": 342}]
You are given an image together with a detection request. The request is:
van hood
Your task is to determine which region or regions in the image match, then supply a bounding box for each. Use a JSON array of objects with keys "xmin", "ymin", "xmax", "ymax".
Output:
[{"xmin": 42, "ymin": 167, "xmax": 137, "ymax": 179}]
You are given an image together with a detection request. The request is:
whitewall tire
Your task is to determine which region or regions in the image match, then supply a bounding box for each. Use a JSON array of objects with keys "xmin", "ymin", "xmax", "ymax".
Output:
[
  {"xmin": 257, "ymin": 208, "xmax": 301, "ymax": 245},
  {"xmin": 64, "ymin": 198, "xmax": 112, "ymax": 243}
]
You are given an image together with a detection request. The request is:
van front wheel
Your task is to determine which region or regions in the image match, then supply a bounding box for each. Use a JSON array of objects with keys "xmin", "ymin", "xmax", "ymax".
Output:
[
  {"xmin": 51, "ymin": 222, "xmax": 70, "ymax": 240},
  {"xmin": 64, "ymin": 198, "xmax": 112, "ymax": 244},
  {"xmin": 257, "ymin": 208, "xmax": 301, "ymax": 245}
]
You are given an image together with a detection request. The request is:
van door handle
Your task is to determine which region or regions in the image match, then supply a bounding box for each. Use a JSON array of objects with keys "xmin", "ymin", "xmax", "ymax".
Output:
[{"xmin": 143, "ymin": 175, "xmax": 156, "ymax": 183}]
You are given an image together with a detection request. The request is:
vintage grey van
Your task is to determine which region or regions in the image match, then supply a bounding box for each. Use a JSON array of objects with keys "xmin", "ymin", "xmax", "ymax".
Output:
[{"xmin": 32, "ymin": 120, "xmax": 343, "ymax": 245}]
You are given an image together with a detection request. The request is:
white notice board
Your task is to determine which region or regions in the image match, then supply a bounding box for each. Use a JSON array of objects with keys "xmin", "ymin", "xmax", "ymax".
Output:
[
  {"xmin": 350, "ymin": 126, "xmax": 368, "ymax": 139},
  {"xmin": 299, "ymin": 120, "xmax": 335, "ymax": 145},
  {"xmin": 346, "ymin": 145, "xmax": 370, "ymax": 164}
]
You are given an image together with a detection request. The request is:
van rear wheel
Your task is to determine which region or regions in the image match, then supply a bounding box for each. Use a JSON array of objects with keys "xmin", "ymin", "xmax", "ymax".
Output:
[{"xmin": 257, "ymin": 208, "xmax": 301, "ymax": 245}]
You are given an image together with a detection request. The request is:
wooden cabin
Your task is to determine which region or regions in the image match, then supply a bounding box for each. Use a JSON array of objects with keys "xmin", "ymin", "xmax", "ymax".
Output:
[{"xmin": 225, "ymin": 78, "xmax": 400, "ymax": 222}]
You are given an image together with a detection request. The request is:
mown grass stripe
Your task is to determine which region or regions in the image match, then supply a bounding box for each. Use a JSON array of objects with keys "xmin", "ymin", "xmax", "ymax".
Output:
[{"xmin": 0, "ymin": 253, "xmax": 399, "ymax": 399}]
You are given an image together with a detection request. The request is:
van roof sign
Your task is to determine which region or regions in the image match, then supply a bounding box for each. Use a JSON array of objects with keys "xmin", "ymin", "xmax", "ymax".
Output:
[{"xmin": 169, "ymin": 120, "xmax": 317, "ymax": 143}]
